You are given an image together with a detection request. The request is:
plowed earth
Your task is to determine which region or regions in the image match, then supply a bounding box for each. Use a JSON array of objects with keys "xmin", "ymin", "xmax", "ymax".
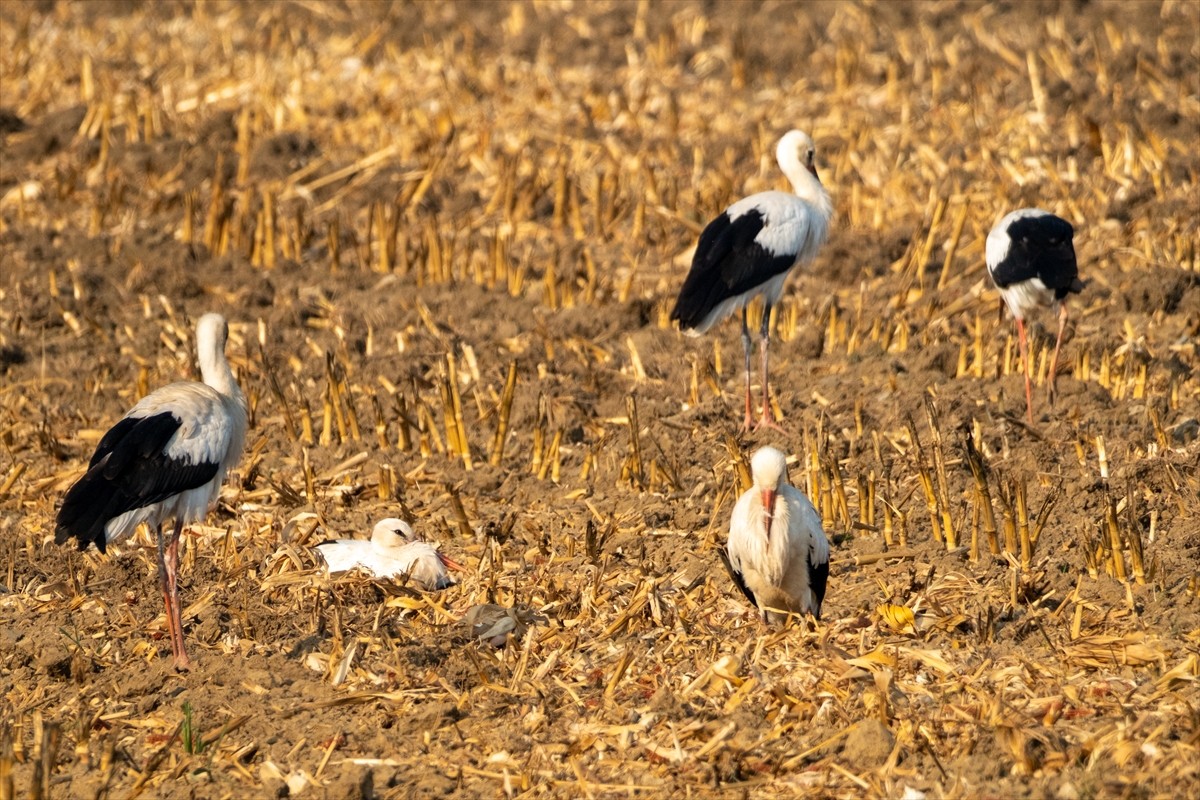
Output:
[{"xmin": 1, "ymin": 2, "xmax": 1198, "ymax": 798}]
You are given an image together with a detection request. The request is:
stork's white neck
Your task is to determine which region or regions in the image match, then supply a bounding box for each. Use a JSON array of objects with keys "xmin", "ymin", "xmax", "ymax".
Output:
[
  {"xmin": 774, "ymin": 131, "xmax": 834, "ymax": 226},
  {"xmin": 195, "ymin": 314, "xmax": 241, "ymax": 401},
  {"xmin": 781, "ymin": 159, "xmax": 833, "ymax": 222}
]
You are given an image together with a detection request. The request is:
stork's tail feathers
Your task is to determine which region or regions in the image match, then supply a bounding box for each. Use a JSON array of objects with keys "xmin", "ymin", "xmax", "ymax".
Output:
[{"xmin": 55, "ymin": 467, "xmax": 125, "ymax": 554}]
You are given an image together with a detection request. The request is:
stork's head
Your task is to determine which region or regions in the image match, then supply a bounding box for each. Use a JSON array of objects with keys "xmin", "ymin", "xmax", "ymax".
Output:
[
  {"xmin": 777, "ymin": 129, "xmax": 819, "ymax": 181},
  {"xmin": 371, "ymin": 518, "xmax": 416, "ymax": 548},
  {"xmin": 749, "ymin": 446, "xmax": 790, "ymax": 538},
  {"xmin": 196, "ymin": 313, "xmax": 229, "ymax": 353},
  {"xmin": 370, "ymin": 518, "xmax": 465, "ymax": 573}
]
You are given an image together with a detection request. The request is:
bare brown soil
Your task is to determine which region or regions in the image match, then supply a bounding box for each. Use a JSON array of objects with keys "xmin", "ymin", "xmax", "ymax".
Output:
[{"xmin": 1, "ymin": 1, "xmax": 1198, "ymax": 798}]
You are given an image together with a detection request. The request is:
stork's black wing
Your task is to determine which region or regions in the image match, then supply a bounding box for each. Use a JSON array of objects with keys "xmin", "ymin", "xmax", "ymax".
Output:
[
  {"xmin": 808, "ymin": 554, "xmax": 829, "ymax": 621},
  {"xmin": 56, "ymin": 412, "xmax": 219, "ymax": 553},
  {"xmin": 718, "ymin": 545, "xmax": 757, "ymax": 608},
  {"xmin": 991, "ymin": 214, "xmax": 1079, "ymax": 297},
  {"xmin": 671, "ymin": 209, "xmax": 795, "ymax": 330}
]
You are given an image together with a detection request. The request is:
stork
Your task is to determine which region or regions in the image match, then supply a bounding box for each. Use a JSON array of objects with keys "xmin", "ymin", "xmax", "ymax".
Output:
[
  {"xmin": 985, "ymin": 208, "xmax": 1083, "ymax": 423},
  {"xmin": 315, "ymin": 518, "xmax": 462, "ymax": 591},
  {"xmin": 671, "ymin": 129, "xmax": 834, "ymax": 432},
  {"xmin": 721, "ymin": 446, "xmax": 829, "ymax": 623},
  {"xmin": 56, "ymin": 313, "xmax": 247, "ymax": 670}
]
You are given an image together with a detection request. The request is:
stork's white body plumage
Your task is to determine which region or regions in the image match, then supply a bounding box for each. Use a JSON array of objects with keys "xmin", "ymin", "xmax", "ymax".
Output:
[
  {"xmin": 671, "ymin": 130, "xmax": 833, "ymax": 431},
  {"xmin": 56, "ymin": 313, "xmax": 247, "ymax": 669},
  {"xmin": 684, "ymin": 188, "xmax": 831, "ymax": 336},
  {"xmin": 96, "ymin": 381, "xmax": 246, "ymax": 544},
  {"xmin": 724, "ymin": 446, "xmax": 829, "ymax": 622},
  {"xmin": 316, "ymin": 518, "xmax": 460, "ymax": 591}
]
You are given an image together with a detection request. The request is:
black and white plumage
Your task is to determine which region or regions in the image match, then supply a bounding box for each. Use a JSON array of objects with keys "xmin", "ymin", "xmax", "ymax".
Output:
[
  {"xmin": 56, "ymin": 313, "xmax": 247, "ymax": 670},
  {"xmin": 721, "ymin": 446, "xmax": 829, "ymax": 623},
  {"xmin": 315, "ymin": 518, "xmax": 462, "ymax": 591},
  {"xmin": 985, "ymin": 208, "xmax": 1083, "ymax": 422},
  {"xmin": 671, "ymin": 129, "xmax": 834, "ymax": 431}
]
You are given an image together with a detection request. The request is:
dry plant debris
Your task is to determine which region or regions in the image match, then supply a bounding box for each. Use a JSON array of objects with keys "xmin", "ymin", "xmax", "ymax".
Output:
[{"xmin": 1, "ymin": 2, "xmax": 1198, "ymax": 798}]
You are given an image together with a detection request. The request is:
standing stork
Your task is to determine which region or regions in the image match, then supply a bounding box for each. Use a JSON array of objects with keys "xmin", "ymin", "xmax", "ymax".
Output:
[
  {"xmin": 671, "ymin": 129, "xmax": 834, "ymax": 432},
  {"xmin": 720, "ymin": 446, "xmax": 829, "ymax": 623},
  {"xmin": 985, "ymin": 208, "xmax": 1083, "ymax": 423},
  {"xmin": 55, "ymin": 313, "xmax": 247, "ymax": 670},
  {"xmin": 315, "ymin": 518, "xmax": 463, "ymax": 591}
]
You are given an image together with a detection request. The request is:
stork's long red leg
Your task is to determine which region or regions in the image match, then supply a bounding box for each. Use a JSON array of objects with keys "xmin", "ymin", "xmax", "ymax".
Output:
[
  {"xmin": 155, "ymin": 524, "xmax": 178, "ymax": 666},
  {"xmin": 164, "ymin": 519, "xmax": 191, "ymax": 670},
  {"xmin": 755, "ymin": 304, "xmax": 786, "ymax": 433},
  {"xmin": 740, "ymin": 309, "xmax": 755, "ymax": 433},
  {"xmin": 1017, "ymin": 317, "xmax": 1034, "ymax": 424},
  {"xmin": 1048, "ymin": 302, "xmax": 1069, "ymax": 407}
]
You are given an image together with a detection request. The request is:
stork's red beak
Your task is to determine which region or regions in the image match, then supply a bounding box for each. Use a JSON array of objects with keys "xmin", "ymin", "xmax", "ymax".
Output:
[
  {"xmin": 807, "ymin": 162, "xmax": 820, "ymax": 182},
  {"xmin": 760, "ymin": 488, "xmax": 777, "ymax": 539},
  {"xmin": 438, "ymin": 552, "xmax": 465, "ymax": 572}
]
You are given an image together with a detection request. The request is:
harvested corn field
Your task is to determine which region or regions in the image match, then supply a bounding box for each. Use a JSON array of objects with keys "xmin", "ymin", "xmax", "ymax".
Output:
[{"xmin": 1, "ymin": 1, "xmax": 1198, "ymax": 798}]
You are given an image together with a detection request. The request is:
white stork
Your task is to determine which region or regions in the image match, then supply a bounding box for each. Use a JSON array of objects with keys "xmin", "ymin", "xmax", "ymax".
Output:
[
  {"xmin": 720, "ymin": 446, "xmax": 829, "ymax": 623},
  {"xmin": 985, "ymin": 208, "xmax": 1083, "ymax": 423},
  {"xmin": 315, "ymin": 518, "xmax": 462, "ymax": 591},
  {"xmin": 56, "ymin": 313, "xmax": 247, "ymax": 670},
  {"xmin": 671, "ymin": 129, "xmax": 834, "ymax": 431}
]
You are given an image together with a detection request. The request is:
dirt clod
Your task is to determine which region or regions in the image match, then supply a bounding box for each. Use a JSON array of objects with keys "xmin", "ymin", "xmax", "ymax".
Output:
[{"xmin": 842, "ymin": 719, "xmax": 896, "ymax": 769}]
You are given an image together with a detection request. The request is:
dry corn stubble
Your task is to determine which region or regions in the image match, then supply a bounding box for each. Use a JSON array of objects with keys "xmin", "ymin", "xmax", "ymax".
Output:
[{"xmin": 1, "ymin": 1, "xmax": 1198, "ymax": 798}]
